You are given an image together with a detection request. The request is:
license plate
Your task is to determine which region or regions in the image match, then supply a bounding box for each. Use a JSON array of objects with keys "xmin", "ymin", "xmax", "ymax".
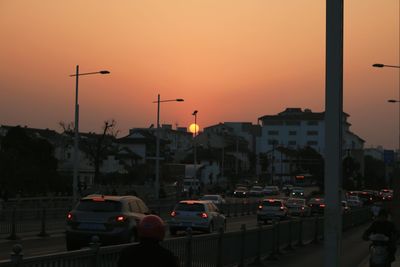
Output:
[{"xmin": 78, "ymin": 223, "xmax": 106, "ymax": 230}]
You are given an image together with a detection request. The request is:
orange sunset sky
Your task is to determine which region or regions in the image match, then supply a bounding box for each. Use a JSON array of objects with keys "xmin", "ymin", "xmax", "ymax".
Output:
[{"xmin": 0, "ymin": 1, "xmax": 399, "ymax": 148}]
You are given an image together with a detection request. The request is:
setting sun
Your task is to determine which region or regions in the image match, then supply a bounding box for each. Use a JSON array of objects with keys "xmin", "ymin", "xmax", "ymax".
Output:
[{"xmin": 189, "ymin": 123, "xmax": 200, "ymax": 134}]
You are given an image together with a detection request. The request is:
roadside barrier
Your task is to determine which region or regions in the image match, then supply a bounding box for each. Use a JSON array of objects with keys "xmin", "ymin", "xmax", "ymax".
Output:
[{"xmin": 0, "ymin": 207, "xmax": 372, "ymax": 267}]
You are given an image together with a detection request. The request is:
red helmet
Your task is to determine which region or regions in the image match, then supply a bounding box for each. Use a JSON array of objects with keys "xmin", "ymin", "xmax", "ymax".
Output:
[{"xmin": 138, "ymin": 215, "xmax": 165, "ymax": 241}]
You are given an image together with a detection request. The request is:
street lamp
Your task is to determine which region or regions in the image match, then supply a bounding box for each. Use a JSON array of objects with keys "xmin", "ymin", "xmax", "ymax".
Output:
[
  {"xmin": 153, "ymin": 94, "xmax": 184, "ymax": 200},
  {"xmin": 373, "ymin": 63, "xmax": 400, "ymax": 226},
  {"xmin": 192, "ymin": 110, "xmax": 198, "ymax": 179},
  {"xmin": 69, "ymin": 65, "xmax": 110, "ymax": 204}
]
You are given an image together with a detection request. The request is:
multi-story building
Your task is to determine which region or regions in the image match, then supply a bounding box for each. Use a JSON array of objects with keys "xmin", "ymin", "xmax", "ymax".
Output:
[
  {"xmin": 257, "ymin": 108, "xmax": 364, "ymax": 155},
  {"xmin": 256, "ymin": 108, "xmax": 365, "ymax": 182}
]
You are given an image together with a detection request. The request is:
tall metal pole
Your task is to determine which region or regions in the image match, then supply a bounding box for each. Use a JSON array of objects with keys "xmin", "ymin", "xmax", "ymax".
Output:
[
  {"xmin": 397, "ymin": 65, "xmax": 400, "ymax": 227},
  {"xmin": 194, "ymin": 112, "xmax": 197, "ymax": 178},
  {"xmin": 324, "ymin": 0, "xmax": 343, "ymax": 266},
  {"xmin": 235, "ymin": 136, "xmax": 239, "ymax": 176},
  {"xmin": 155, "ymin": 94, "xmax": 160, "ymax": 200},
  {"xmin": 72, "ymin": 65, "xmax": 80, "ymax": 204}
]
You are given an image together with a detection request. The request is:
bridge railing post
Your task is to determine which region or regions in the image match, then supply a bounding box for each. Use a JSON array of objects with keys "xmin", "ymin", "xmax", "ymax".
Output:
[
  {"xmin": 7, "ymin": 207, "xmax": 19, "ymax": 240},
  {"xmin": 216, "ymin": 227, "xmax": 224, "ymax": 267},
  {"xmin": 238, "ymin": 224, "xmax": 246, "ymax": 267},
  {"xmin": 184, "ymin": 227, "xmax": 193, "ymax": 267},
  {"xmin": 10, "ymin": 244, "xmax": 23, "ymax": 267},
  {"xmin": 90, "ymin": 235, "xmax": 100, "ymax": 267},
  {"xmin": 37, "ymin": 207, "xmax": 49, "ymax": 237}
]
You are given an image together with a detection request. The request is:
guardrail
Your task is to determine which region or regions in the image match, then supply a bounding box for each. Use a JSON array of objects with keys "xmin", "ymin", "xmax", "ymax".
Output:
[
  {"xmin": 0, "ymin": 200, "xmax": 260, "ymax": 240},
  {"xmin": 0, "ymin": 207, "xmax": 372, "ymax": 267}
]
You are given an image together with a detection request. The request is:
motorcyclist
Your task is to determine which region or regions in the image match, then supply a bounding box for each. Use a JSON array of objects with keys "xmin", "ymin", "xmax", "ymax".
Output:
[
  {"xmin": 363, "ymin": 209, "xmax": 398, "ymax": 265},
  {"xmin": 118, "ymin": 215, "xmax": 180, "ymax": 267}
]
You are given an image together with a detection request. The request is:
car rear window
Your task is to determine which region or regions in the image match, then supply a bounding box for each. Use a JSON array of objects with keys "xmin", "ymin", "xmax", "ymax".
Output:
[
  {"xmin": 309, "ymin": 198, "xmax": 324, "ymax": 204},
  {"xmin": 262, "ymin": 200, "xmax": 282, "ymax": 207},
  {"xmin": 176, "ymin": 203, "xmax": 205, "ymax": 212},
  {"xmin": 76, "ymin": 200, "xmax": 122, "ymax": 212},
  {"xmin": 201, "ymin": 196, "xmax": 218, "ymax": 201},
  {"xmin": 287, "ymin": 199, "xmax": 304, "ymax": 205}
]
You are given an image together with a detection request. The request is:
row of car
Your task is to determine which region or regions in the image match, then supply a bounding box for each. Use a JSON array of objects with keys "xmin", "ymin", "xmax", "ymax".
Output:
[
  {"xmin": 256, "ymin": 197, "xmax": 353, "ymax": 224},
  {"xmin": 233, "ymin": 185, "xmax": 305, "ymax": 198},
  {"xmin": 65, "ymin": 194, "xmax": 229, "ymax": 250},
  {"xmin": 64, "ymin": 188, "xmax": 389, "ymax": 250}
]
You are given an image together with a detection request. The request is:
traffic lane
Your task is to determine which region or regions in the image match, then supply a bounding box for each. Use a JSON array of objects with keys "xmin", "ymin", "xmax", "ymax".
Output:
[
  {"xmin": 0, "ymin": 214, "xmax": 257, "ymax": 260},
  {"xmin": 263, "ymin": 224, "xmax": 369, "ymax": 267}
]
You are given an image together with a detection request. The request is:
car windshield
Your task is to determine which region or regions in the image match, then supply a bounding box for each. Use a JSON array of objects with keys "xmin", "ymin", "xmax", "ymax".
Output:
[
  {"xmin": 262, "ymin": 200, "xmax": 282, "ymax": 207},
  {"xmin": 251, "ymin": 187, "xmax": 263, "ymax": 191},
  {"xmin": 236, "ymin": 187, "xmax": 247, "ymax": 191},
  {"xmin": 76, "ymin": 200, "xmax": 122, "ymax": 212},
  {"xmin": 292, "ymin": 188, "xmax": 304, "ymax": 192},
  {"xmin": 264, "ymin": 187, "xmax": 277, "ymax": 191},
  {"xmin": 176, "ymin": 203, "xmax": 205, "ymax": 212}
]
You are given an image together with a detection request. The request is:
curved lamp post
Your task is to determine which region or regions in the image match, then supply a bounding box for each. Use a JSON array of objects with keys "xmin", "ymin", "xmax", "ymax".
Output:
[
  {"xmin": 373, "ymin": 63, "xmax": 400, "ymax": 227},
  {"xmin": 69, "ymin": 65, "xmax": 110, "ymax": 204},
  {"xmin": 153, "ymin": 95, "xmax": 184, "ymax": 200}
]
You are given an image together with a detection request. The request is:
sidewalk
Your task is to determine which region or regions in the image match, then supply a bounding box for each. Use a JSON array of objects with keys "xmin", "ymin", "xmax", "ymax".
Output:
[{"xmin": 358, "ymin": 249, "xmax": 400, "ymax": 267}]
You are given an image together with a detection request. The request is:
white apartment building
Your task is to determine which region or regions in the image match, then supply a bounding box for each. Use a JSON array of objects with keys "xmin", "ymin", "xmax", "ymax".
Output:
[{"xmin": 256, "ymin": 108, "xmax": 365, "ymax": 156}]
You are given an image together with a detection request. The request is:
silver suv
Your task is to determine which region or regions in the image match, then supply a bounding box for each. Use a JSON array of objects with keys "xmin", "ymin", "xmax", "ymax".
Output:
[
  {"xmin": 257, "ymin": 198, "xmax": 288, "ymax": 224},
  {"xmin": 169, "ymin": 200, "xmax": 226, "ymax": 235},
  {"xmin": 65, "ymin": 195, "xmax": 150, "ymax": 250}
]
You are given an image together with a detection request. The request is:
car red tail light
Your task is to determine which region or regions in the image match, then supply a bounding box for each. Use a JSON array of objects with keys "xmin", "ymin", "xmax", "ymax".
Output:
[
  {"xmin": 116, "ymin": 215, "xmax": 127, "ymax": 222},
  {"xmin": 280, "ymin": 206, "xmax": 284, "ymax": 210},
  {"xmin": 66, "ymin": 212, "xmax": 73, "ymax": 221},
  {"xmin": 170, "ymin": 211, "xmax": 178, "ymax": 217},
  {"xmin": 320, "ymin": 204, "xmax": 326, "ymax": 208},
  {"xmin": 301, "ymin": 207, "xmax": 305, "ymax": 210},
  {"xmin": 198, "ymin": 212, "xmax": 208, "ymax": 219},
  {"xmin": 258, "ymin": 205, "xmax": 263, "ymax": 209}
]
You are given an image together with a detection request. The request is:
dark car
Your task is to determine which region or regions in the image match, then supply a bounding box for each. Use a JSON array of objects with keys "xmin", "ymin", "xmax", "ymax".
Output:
[
  {"xmin": 308, "ymin": 198, "xmax": 325, "ymax": 214},
  {"xmin": 290, "ymin": 187, "xmax": 305, "ymax": 198},
  {"xmin": 233, "ymin": 186, "xmax": 249, "ymax": 198},
  {"xmin": 65, "ymin": 194, "xmax": 150, "ymax": 250}
]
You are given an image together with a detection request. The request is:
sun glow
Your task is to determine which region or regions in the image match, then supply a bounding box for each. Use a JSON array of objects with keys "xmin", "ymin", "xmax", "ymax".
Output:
[{"xmin": 189, "ymin": 123, "xmax": 199, "ymax": 134}]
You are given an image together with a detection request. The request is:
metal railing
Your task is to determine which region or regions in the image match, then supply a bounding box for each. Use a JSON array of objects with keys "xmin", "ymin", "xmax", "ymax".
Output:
[{"xmin": 0, "ymin": 207, "xmax": 371, "ymax": 267}]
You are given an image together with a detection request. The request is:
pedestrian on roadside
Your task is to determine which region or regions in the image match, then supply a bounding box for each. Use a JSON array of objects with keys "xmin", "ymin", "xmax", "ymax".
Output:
[
  {"xmin": 118, "ymin": 215, "xmax": 180, "ymax": 267},
  {"xmin": 363, "ymin": 209, "xmax": 398, "ymax": 265}
]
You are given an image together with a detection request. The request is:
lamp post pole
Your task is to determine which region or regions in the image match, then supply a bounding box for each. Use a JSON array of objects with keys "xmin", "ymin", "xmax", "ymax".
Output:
[
  {"xmin": 153, "ymin": 95, "xmax": 184, "ymax": 200},
  {"xmin": 373, "ymin": 63, "xmax": 400, "ymax": 225},
  {"xmin": 192, "ymin": 110, "xmax": 198, "ymax": 179},
  {"xmin": 69, "ymin": 65, "xmax": 110, "ymax": 204},
  {"xmin": 73, "ymin": 65, "xmax": 80, "ymax": 205}
]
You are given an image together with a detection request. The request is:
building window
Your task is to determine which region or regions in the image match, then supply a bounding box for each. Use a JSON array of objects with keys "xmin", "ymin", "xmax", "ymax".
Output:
[
  {"xmin": 307, "ymin": 121, "xmax": 319, "ymax": 126},
  {"xmin": 268, "ymin": 139, "xmax": 279, "ymax": 145},
  {"xmin": 264, "ymin": 120, "xmax": 283, "ymax": 125},
  {"xmin": 285, "ymin": 121, "xmax": 300, "ymax": 125},
  {"xmin": 289, "ymin": 131, "xmax": 297, "ymax": 136},
  {"xmin": 288, "ymin": 140, "xmax": 296, "ymax": 146},
  {"xmin": 307, "ymin": 130, "xmax": 318, "ymax": 136},
  {"xmin": 268, "ymin": 130, "xmax": 279, "ymax": 135},
  {"xmin": 307, "ymin": 141, "xmax": 318, "ymax": 146}
]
